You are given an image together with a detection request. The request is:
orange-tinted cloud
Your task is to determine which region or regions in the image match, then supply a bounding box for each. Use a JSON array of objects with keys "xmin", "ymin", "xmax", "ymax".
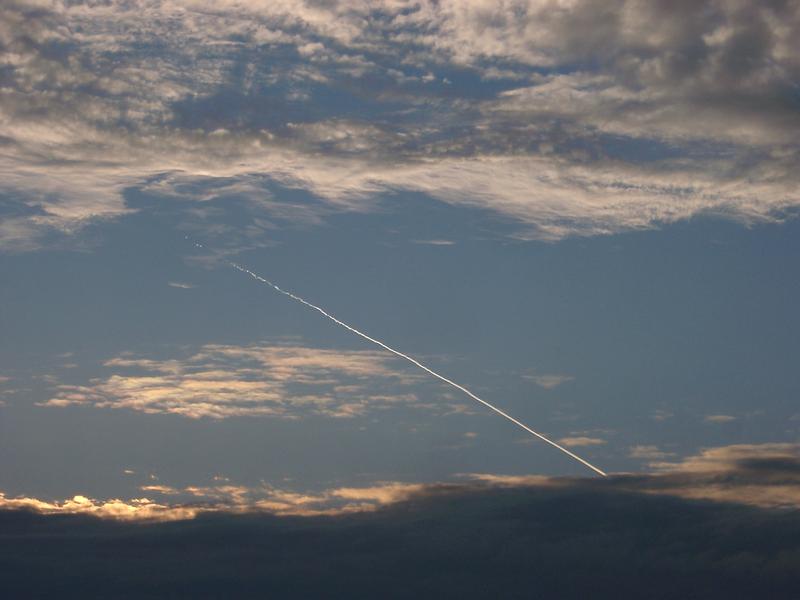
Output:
[
  {"xmin": 38, "ymin": 343, "xmax": 444, "ymax": 419},
  {"xmin": 4, "ymin": 443, "xmax": 798, "ymax": 523}
]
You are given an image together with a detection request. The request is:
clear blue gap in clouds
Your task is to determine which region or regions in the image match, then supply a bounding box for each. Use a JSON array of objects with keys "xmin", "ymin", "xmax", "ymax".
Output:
[{"xmin": 0, "ymin": 187, "xmax": 799, "ymax": 499}]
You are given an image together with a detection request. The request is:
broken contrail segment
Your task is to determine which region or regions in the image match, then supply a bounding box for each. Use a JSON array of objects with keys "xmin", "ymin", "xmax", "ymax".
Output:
[{"xmin": 196, "ymin": 241, "xmax": 607, "ymax": 477}]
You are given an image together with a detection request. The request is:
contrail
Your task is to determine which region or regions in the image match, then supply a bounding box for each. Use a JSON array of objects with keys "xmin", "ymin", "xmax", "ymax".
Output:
[{"xmin": 193, "ymin": 241, "xmax": 607, "ymax": 477}]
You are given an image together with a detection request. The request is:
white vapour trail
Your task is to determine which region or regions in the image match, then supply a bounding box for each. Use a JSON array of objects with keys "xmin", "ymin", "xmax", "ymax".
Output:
[{"xmin": 199, "ymin": 243, "xmax": 606, "ymax": 476}]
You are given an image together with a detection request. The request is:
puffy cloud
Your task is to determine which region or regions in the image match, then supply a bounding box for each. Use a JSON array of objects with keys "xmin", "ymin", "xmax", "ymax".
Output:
[
  {"xmin": 648, "ymin": 442, "xmax": 798, "ymax": 474},
  {"xmin": 0, "ymin": 491, "xmax": 199, "ymax": 521},
  {"xmin": 1, "ymin": 0, "xmax": 798, "ymax": 249}
]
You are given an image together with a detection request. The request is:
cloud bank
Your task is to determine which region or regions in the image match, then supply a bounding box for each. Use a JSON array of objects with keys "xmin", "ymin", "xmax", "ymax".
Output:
[
  {"xmin": 1, "ymin": 0, "xmax": 799, "ymax": 249},
  {"xmin": 4, "ymin": 442, "xmax": 799, "ymax": 519},
  {"xmin": 2, "ymin": 444, "xmax": 800, "ymax": 598},
  {"xmin": 38, "ymin": 342, "xmax": 438, "ymax": 419}
]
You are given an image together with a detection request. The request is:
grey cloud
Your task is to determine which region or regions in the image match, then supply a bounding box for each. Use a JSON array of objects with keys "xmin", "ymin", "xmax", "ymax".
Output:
[
  {"xmin": 4, "ymin": 442, "xmax": 798, "ymax": 517},
  {"xmin": 624, "ymin": 442, "xmax": 800, "ymax": 508},
  {"xmin": 2, "ymin": 442, "xmax": 800, "ymax": 598},
  {"xmin": 472, "ymin": 443, "xmax": 800, "ymax": 510},
  {"xmin": 1, "ymin": 0, "xmax": 799, "ymax": 249}
]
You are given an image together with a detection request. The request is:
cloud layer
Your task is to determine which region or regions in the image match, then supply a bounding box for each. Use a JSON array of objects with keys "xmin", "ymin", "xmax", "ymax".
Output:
[
  {"xmin": 4, "ymin": 442, "xmax": 799, "ymax": 520},
  {"xmin": 40, "ymin": 342, "xmax": 434, "ymax": 419},
  {"xmin": 2, "ymin": 443, "xmax": 800, "ymax": 598},
  {"xmin": 2, "ymin": 0, "xmax": 799, "ymax": 249}
]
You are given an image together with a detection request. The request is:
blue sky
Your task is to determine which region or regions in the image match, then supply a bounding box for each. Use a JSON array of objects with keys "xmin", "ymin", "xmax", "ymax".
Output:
[{"xmin": 1, "ymin": 0, "xmax": 799, "ymax": 518}]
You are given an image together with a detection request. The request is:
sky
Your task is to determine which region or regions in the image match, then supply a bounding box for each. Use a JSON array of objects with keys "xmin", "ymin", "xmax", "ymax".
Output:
[{"xmin": 1, "ymin": 1, "xmax": 800, "ymax": 595}]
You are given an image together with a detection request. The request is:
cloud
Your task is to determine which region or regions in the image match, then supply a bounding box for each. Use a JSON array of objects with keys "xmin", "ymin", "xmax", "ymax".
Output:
[
  {"xmin": 557, "ymin": 436, "xmax": 606, "ymax": 448},
  {"xmin": 471, "ymin": 443, "xmax": 800, "ymax": 510},
  {"xmin": 4, "ymin": 443, "xmax": 797, "ymax": 523},
  {"xmin": 704, "ymin": 414, "xmax": 737, "ymax": 423},
  {"xmin": 3, "ymin": 444, "xmax": 800, "ymax": 598},
  {"xmin": 1, "ymin": 0, "xmax": 799, "ymax": 250},
  {"xmin": 630, "ymin": 443, "xmax": 800, "ymax": 509},
  {"xmin": 167, "ymin": 281, "xmax": 196, "ymax": 289},
  {"xmin": 648, "ymin": 443, "xmax": 798, "ymax": 473},
  {"xmin": 650, "ymin": 409, "xmax": 674, "ymax": 421},
  {"xmin": 0, "ymin": 492, "xmax": 198, "ymax": 522},
  {"xmin": 524, "ymin": 373, "xmax": 575, "ymax": 389},
  {"xmin": 628, "ymin": 445, "xmax": 675, "ymax": 461},
  {"xmin": 0, "ymin": 481, "xmax": 435, "ymax": 521},
  {"xmin": 411, "ymin": 239, "xmax": 456, "ymax": 246},
  {"xmin": 36, "ymin": 342, "xmax": 460, "ymax": 419}
]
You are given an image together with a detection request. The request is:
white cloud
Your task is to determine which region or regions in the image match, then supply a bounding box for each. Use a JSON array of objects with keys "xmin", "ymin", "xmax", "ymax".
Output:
[
  {"xmin": 649, "ymin": 443, "xmax": 797, "ymax": 474},
  {"xmin": 0, "ymin": 480, "xmax": 435, "ymax": 521},
  {"xmin": 475, "ymin": 443, "xmax": 800, "ymax": 509},
  {"xmin": 1, "ymin": 0, "xmax": 798, "ymax": 250},
  {"xmin": 0, "ymin": 492, "xmax": 198, "ymax": 522},
  {"xmin": 524, "ymin": 373, "xmax": 574, "ymax": 389},
  {"xmin": 557, "ymin": 436, "xmax": 606, "ymax": 447},
  {"xmin": 411, "ymin": 239, "xmax": 456, "ymax": 246},
  {"xmin": 704, "ymin": 414, "xmax": 737, "ymax": 423},
  {"xmin": 37, "ymin": 342, "xmax": 451, "ymax": 419},
  {"xmin": 628, "ymin": 445, "xmax": 675, "ymax": 461},
  {"xmin": 650, "ymin": 410, "xmax": 674, "ymax": 422}
]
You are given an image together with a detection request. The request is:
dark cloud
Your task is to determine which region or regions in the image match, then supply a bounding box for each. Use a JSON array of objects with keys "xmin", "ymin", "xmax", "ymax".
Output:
[
  {"xmin": 2, "ymin": 475, "xmax": 800, "ymax": 598},
  {"xmin": 2, "ymin": 443, "xmax": 800, "ymax": 598}
]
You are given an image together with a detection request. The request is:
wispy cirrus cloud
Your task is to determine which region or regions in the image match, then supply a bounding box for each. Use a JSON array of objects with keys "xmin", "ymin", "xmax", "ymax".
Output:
[
  {"xmin": 628, "ymin": 445, "xmax": 676, "ymax": 461},
  {"xmin": 524, "ymin": 373, "xmax": 575, "ymax": 389},
  {"xmin": 167, "ymin": 281, "xmax": 196, "ymax": 289},
  {"xmin": 1, "ymin": 1, "xmax": 798, "ymax": 250},
  {"xmin": 557, "ymin": 436, "xmax": 606, "ymax": 448},
  {"xmin": 704, "ymin": 414, "xmax": 737, "ymax": 423},
  {"xmin": 411, "ymin": 239, "xmax": 456, "ymax": 246}
]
